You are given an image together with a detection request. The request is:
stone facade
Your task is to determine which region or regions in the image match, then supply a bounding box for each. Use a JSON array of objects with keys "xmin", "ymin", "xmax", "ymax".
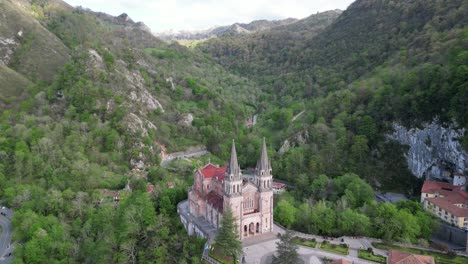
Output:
[{"xmin": 188, "ymin": 139, "xmax": 274, "ymax": 239}]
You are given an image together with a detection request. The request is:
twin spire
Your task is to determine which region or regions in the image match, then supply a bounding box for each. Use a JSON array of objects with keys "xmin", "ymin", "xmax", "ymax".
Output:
[
  {"xmin": 226, "ymin": 138, "xmax": 271, "ymax": 181},
  {"xmin": 256, "ymin": 137, "xmax": 271, "ymax": 176},
  {"xmin": 226, "ymin": 139, "xmax": 240, "ymax": 179}
]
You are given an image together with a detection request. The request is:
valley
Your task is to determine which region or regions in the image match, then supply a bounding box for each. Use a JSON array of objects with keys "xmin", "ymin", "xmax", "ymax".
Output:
[{"xmin": 0, "ymin": 0, "xmax": 467, "ymax": 263}]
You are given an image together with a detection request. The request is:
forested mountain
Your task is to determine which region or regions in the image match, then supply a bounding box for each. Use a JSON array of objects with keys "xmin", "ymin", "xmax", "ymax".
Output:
[
  {"xmin": 198, "ymin": 0, "xmax": 468, "ymax": 191},
  {"xmin": 0, "ymin": 0, "xmax": 467, "ymax": 262}
]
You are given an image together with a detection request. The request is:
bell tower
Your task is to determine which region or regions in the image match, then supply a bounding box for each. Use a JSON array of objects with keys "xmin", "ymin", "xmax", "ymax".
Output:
[
  {"xmin": 255, "ymin": 138, "xmax": 273, "ymax": 233},
  {"xmin": 223, "ymin": 140, "xmax": 243, "ymax": 237},
  {"xmin": 255, "ymin": 138, "xmax": 273, "ymax": 191}
]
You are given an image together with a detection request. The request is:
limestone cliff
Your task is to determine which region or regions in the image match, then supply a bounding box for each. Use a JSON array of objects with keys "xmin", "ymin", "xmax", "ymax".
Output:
[{"xmin": 388, "ymin": 121, "xmax": 466, "ymax": 181}]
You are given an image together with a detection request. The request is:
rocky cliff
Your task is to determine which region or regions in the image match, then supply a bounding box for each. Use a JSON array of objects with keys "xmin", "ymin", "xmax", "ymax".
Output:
[{"xmin": 389, "ymin": 121, "xmax": 467, "ymax": 181}]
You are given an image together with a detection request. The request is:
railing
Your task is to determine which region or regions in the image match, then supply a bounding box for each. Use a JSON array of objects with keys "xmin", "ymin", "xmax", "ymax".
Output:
[
  {"xmin": 201, "ymin": 254, "xmax": 221, "ymax": 264},
  {"xmin": 201, "ymin": 242, "xmax": 221, "ymax": 264}
]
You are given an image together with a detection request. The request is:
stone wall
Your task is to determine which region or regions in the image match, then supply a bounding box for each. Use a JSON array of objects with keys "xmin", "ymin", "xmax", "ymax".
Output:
[{"xmin": 433, "ymin": 223, "xmax": 467, "ymax": 247}]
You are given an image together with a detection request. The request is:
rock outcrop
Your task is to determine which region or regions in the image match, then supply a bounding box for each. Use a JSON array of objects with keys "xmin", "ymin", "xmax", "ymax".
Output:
[
  {"xmin": 388, "ymin": 121, "xmax": 467, "ymax": 181},
  {"xmin": 279, "ymin": 130, "xmax": 309, "ymax": 154}
]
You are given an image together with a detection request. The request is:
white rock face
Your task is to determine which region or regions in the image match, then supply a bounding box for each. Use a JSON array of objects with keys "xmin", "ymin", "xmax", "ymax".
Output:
[
  {"xmin": 0, "ymin": 37, "xmax": 18, "ymax": 65},
  {"xmin": 121, "ymin": 68, "xmax": 164, "ymax": 112},
  {"xmin": 178, "ymin": 113, "xmax": 193, "ymax": 126},
  {"xmin": 388, "ymin": 121, "xmax": 466, "ymax": 180},
  {"xmin": 88, "ymin": 49, "xmax": 104, "ymax": 69},
  {"xmin": 166, "ymin": 77, "xmax": 175, "ymax": 90},
  {"xmin": 279, "ymin": 130, "xmax": 309, "ymax": 154}
]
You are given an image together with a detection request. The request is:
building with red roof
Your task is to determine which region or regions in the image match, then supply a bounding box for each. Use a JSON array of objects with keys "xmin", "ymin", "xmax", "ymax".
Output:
[
  {"xmin": 387, "ymin": 250, "xmax": 435, "ymax": 264},
  {"xmin": 421, "ymin": 180, "xmax": 468, "ymax": 228},
  {"xmin": 187, "ymin": 139, "xmax": 274, "ymax": 239}
]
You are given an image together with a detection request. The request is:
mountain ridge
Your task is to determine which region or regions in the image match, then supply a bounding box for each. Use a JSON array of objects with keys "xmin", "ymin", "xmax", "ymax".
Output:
[{"xmin": 156, "ymin": 16, "xmax": 301, "ymax": 41}]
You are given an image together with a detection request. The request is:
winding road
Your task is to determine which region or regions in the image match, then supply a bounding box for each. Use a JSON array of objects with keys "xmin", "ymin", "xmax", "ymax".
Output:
[
  {"xmin": 161, "ymin": 148, "xmax": 209, "ymax": 166},
  {"xmin": 0, "ymin": 207, "xmax": 13, "ymax": 264}
]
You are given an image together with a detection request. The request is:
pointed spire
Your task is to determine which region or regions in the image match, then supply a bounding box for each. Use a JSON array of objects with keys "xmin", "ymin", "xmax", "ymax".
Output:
[
  {"xmin": 257, "ymin": 137, "xmax": 271, "ymax": 176},
  {"xmin": 226, "ymin": 139, "xmax": 240, "ymax": 179}
]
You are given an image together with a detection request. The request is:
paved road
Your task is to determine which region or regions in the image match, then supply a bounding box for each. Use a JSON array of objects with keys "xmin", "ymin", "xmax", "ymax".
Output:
[
  {"xmin": 0, "ymin": 207, "xmax": 13, "ymax": 264},
  {"xmin": 161, "ymin": 149, "xmax": 209, "ymax": 166}
]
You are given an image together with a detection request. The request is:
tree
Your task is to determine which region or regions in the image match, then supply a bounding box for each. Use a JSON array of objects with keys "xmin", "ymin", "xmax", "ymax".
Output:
[
  {"xmin": 310, "ymin": 200, "xmax": 336, "ymax": 235},
  {"xmin": 310, "ymin": 174, "xmax": 329, "ymax": 200},
  {"xmin": 214, "ymin": 208, "xmax": 242, "ymax": 260},
  {"xmin": 275, "ymin": 200, "xmax": 297, "ymax": 228},
  {"xmin": 273, "ymin": 231, "xmax": 299, "ymax": 264},
  {"xmin": 338, "ymin": 209, "xmax": 371, "ymax": 236}
]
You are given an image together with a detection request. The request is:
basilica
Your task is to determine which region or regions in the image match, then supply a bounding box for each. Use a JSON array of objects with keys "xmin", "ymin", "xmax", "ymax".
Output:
[{"xmin": 188, "ymin": 138, "xmax": 274, "ymax": 239}]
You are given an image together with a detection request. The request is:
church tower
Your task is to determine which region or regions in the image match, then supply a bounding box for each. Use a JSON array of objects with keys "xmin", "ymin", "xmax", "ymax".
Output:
[
  {"xmin": 223, "ymin": 140, "xmax": 243, "ymax": 237},
  {"xmin": 255, "ymin": 138, "xmax": 274, "ymax": 232}
]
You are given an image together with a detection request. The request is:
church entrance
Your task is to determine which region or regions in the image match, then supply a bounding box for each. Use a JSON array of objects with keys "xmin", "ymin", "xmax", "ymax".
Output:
[
  {"xmin": 244, "ymin": 225, "xmax": 248, "ymax": 237},
  {"xmin": 249, "ymin": 222, "xmax": 255, "ymax": 235}
]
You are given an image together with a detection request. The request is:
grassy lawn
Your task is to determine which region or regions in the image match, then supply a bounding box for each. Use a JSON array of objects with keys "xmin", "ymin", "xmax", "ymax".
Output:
[
  {"xmin": 209, "ymin": 247, "xmax": 236, "ymax": 264},
  {"xmin": 319, "ymin": 242, "xmax": 349, "ymax": 255},
  {"xmin": 372, "ymin": 242, "xmax": 468, "ymax": 264},
  {"xmin": 292, "ymin": 236, "xmax": 317, "ymax": 248},
  {"xmin": 358, "ymin": 249, "xmax": 386, "ymax": 263}
]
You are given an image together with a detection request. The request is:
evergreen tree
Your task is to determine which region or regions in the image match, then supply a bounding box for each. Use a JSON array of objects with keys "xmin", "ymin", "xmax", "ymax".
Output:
[
  {"xmin": 214, "ymin": 208, "xmax": 242, "ymax": 260},
  {"xmin": 273, "ymin": 231, "xmax": 299, "ymax": 264}
]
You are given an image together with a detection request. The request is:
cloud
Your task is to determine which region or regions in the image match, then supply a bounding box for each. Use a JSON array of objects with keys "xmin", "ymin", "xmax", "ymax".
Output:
[{"xmin": 65, "ymin": 0, "xmax": 354, "ymax": 32}]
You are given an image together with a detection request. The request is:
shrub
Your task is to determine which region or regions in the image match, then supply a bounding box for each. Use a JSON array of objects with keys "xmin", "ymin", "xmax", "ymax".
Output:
[
  {"xmin": 367, "ymin": 247, "xmax": 373, "ymax": 254},
  {"xmin": 446, "ymin": 250, "xmax": 457, "ymax": 259},
  {"xmin": 431, "ymin": 242, "xmax": 449, "ymax": 252}
]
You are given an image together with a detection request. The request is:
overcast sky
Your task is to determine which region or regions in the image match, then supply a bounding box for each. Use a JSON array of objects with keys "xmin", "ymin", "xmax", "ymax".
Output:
[{"xmin": 66, "ymin": 0, "xmax": 354, "ymax": 33}]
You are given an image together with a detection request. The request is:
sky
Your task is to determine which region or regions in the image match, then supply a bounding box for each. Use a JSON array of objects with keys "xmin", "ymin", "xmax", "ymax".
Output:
[{"xmin": 66, "ymin": 0, "xmax": 354, "ymax": 33}]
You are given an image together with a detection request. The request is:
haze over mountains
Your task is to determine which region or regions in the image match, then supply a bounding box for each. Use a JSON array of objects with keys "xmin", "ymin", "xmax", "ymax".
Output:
[{"xmin": 0, "ymin": 0, "xmax": 467, "ymax": 262}]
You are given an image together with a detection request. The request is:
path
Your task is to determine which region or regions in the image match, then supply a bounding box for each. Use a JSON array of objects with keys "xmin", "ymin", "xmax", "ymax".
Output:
[
  {"xmin": 161, "ymin": 146, "xmax": 209, "ymax": 166},
  {"xmin": 0, "ymin": 206, "xmax": 13, "ymax": 264},
  {"xmin": 243, "ymin": 224, "xmax": 383, "ymax": 264},
  {"xmin": 244, "ymin": 236, "xmax": 377, "ymax": 264},
  {"xmin": 291, "ymin": 110, "xmax": 305, "ymax": 122}
]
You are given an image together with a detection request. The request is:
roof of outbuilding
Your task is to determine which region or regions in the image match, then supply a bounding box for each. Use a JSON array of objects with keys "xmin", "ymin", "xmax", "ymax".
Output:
[{"xmin": 388, "ymin": 250, "xmax": 435, "ymax": 264}]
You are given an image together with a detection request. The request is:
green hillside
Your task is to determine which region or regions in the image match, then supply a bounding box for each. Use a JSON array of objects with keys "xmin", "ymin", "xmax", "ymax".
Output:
[{"xmin": 0, "ymin": 0, "xmax": 257, "ymax": 262}]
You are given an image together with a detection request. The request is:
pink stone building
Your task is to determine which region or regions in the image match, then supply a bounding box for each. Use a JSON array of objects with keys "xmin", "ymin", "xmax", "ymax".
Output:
[{"xmin": 188, "ymin": 139, "xmax": 274, "ymax": 239}]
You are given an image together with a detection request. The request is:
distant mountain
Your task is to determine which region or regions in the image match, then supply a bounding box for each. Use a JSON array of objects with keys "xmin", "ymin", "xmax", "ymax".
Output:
[{"xmin": 156, "ymin": 17, "xmax": 299, "ymax": 41}]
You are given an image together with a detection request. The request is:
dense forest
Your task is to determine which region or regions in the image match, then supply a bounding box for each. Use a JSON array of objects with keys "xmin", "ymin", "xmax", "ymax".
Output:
[
  {"xmin": 0, "ymin": 0, "xmax": 467, "ymax": 263},
  {"xmin": 199, "ymin": 0, "xmax": 468, "ymax": 191}
]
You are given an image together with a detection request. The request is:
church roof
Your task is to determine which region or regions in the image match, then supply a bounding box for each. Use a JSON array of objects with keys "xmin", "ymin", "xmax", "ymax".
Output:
[
  {"xmin": 242, "ymin": 181, "xmax": 258, "ymax": 192},
  {"xmin": 388, "ymin": 250, "xmax": 435, "ymax": 264},
  {"xmin": 256, "ymin": 137, "xmax": 271, "ymax": 175},
  {"xmin": 200, "ymin": 164, "xmax": 226, "ymax": 181}
]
